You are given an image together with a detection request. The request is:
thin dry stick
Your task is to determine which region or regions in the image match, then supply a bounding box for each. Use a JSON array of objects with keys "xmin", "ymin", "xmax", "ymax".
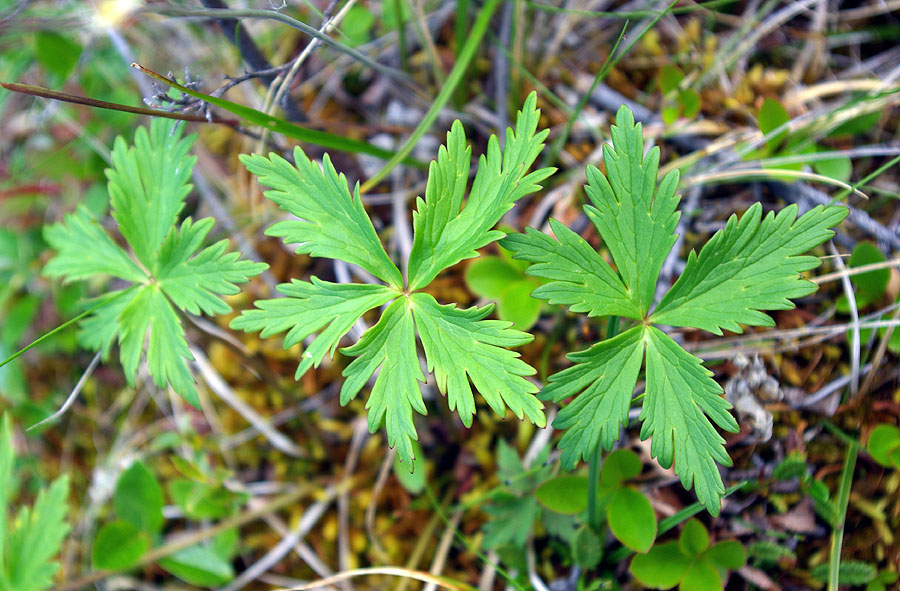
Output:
[
  {"xmin": 365, "ymin": 446, "xmax": 396, "ymax": 561},
  {"xmin": 191, "ymin": 346, "xmax": 304, "ymax": 457},
  {"xmin": 338, "ymin": 418, "xmax": 369, "ymax": 591},
  {"xmin": 422, "ymin": 508, "xmax": 463, "ymax": 591},
  {"xmin": 268, "ymin": 567, "xmax": 471, "ymax": 591},
  {"xmin": 221, "ymin": 485, "xmax": 338, "ymax": 591},
  {"xmin": 857, "ymin": 303, "xmax": 900, "ymax": 399},
  {"xmin": 255, "ymin": 0, "xmax": 358, "ymax": 153},
  {"xmin": 830, "ymin": 242, "xmax": 861, "ymax": 398},
  {"xmin": 27, "ymin": 351, "xmax": 101, "ymax": 431}
]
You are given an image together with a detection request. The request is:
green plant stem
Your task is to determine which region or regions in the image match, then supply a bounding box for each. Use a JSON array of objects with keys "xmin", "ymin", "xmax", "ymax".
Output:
[
  {"xmin": 0, "ymin": 290, "xmax": 131, "ymax": 370},
  {"xmin": 0, "ymin": 82, "xmax": 237, "ymax": 124},
  {"xmin": 132, "ymin": 64, "xmax": 422, "ymax": 165},
  {"xmin": 586, "ymin": 316, "xmax": 621, "ymax": 531},
  {"xmin": 828, "ymin": 437, "xmax": 860, "ymax": 591},
  {"xmin": 360, "ymin": 0, "xmax": 503, "ymax": 192}
]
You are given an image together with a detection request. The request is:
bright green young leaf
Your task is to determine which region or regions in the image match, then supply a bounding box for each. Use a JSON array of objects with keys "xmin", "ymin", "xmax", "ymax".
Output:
[
  {"xmin": 630, "ymin": 542, "xmax": 692, "ymax": 588},
  {"xmin": 583, "ymin": 106, "xmax": 682, "ymax": 315},
  {"xmin": 407, "ymin": 93, "xmax": 554, "ymax": 291},
  {"xmin": 231, "ymin": 278, "xmax": 397, "ymax": 379},
  {"xmin": 114, "ymin": 460, "xmax": 164, "ymax": 535},
  {"xmin": 0, "ymin": 414, "xmax": 70, "ymax": 591},
  {"xmin": 106, "ymin": 120, "xmax": 195, "ymax": 269},
  {"xmin": 155, "ymin": 217, "xmax": 267, "ymax": 315},
  {"xmin": 240, "ymin": 150, "xmax": 402, "ymax": 288},
  {"xmin": 651, "ymin": 203, "xmax": 848, "ymax": 334},
  {"xmin": 608, "ymin": 487, "xmax": 657, "ymax": 553},
  {"xmin": 43, "ymin": 119, "xmax": 266, "ymax": 407},
  {"xmin": 600, "ymin": 448, "xmax": 643, "ymax": 487},
  {"xmin": 867, "ymin": 424, "xmax": 900, "ymax": 468},
  {"xmin": 502, "ymin": 220, "xmax": 640, "ymax": 320},
  {"xmin": 92, "ymin": 521, "xmax": 148, "ymax": 570},
  {"xmin": 758, "ymin": 97, "xmax": 790, "ymax": 152},
  {"xmin": 158, "ymin": 544, "xmax": 234, "ymax": 587},
  {"xmin": 678, "ymin": 518, "xmax": 710, "ymax": 555},
  {"xmin": 540, "ymin": 327, "xmax": 644, "ymax": 468},
  {"xmin": 236, "ymin": 94, "xmax": 551, "ymax": 469},
  {"xmin": 465, "ymin": 256, "xmax": 524, "ymax": 299},
  {"xmin": 497, "ymin": 280, "xmax": 542, "ymax": 330},
  {"xmin": 534, "ymin": 475, "xmax": 589, "ymax": 515},
  {"xmin": 680, "ymin": 557, "xmax": 722, "ymax": 591},
  {"xmin": 411, "ymin": 292, "xmax": 543, "ymax": 428},
  {"xmin": 340, "ymin": 299, "xmax": 425, "ymax": 468},
  {"xmin": 505, "ymin": 105, "xmax": 844, "ymax": 514},
  {"xmin": 643, "ymin": 327, "xmax": 737, "ymax": 515},
  {"xmin": 117, "ymin": 286, "xmax": 198, "ymax": 407},
  {"xmin": 705, "ymin": 540, "xmax": 747, "ymax": 570}
]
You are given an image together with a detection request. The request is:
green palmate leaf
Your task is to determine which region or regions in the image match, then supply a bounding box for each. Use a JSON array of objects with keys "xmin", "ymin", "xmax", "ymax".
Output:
[
  {"xmin": 503, "ymin": 104, "xmax": 844, "ymax": 514},
  {"xmin": 407, "ymin": 93, "xmax": 554, "ymax": 291},
  {"xmin": 155, "ymin": 217, "xmax": 267, "ymax": 316},
  {"xmin": 43, "ymin": 119, "xmax": 265, "ymax": 406},
  {"xmin": 236, "ymin": 94, "xmax": 551, "ymax": 469},
  {"xmin": 651, "ymin": 203, "xmax": 848, "ymax": 334},
  {"xmin": 540, "ymin": 327, "xmax": 644, "ymax": 467},
  {"xmin": 118, "ymin": 286, "xmax": 198, "ymax": 406},
  {"xmin": 106, "ymin": 120, "xmax": 195, "ymax": 269},
  {"xmin": 43, "ymin": 207, "xmax": 144, "ymax": 283},
  {"xmin": 340, "ymin": 299, "xmax": 426, "ymax": 467},
  {"xmin": 232, "ymin": 278, "xmax": 397, "ymax": 379},
  {"xmin": 642, "ymin": 327, "xmax": 737, "ymax": 515},
  {"xmin": 240, "ymin": 150, "xmax": 402, "ymax": 288},
  {"xmin": 501, "ymin": 220, "xmax": 639, "ymax": 319},
  {"xmin": 411, "ymin": 293, "xmax": 543, "ymax": 428},
  {"xmin": 583, "ymin": 105, "xmax": 681, "ymax": 315}
]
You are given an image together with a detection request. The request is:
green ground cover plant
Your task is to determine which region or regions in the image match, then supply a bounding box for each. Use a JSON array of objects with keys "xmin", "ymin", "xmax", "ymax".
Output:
[
  {"xmin": 502, "ymin": 106, "xmax": 848, "ymax": 513},
  {"xmin": 42, "ymin": 119, "xmax": 267, "ymax": 407},
  {"xmin": 232, "ymin": 93, "xmax": 553, "ymax": 468}
]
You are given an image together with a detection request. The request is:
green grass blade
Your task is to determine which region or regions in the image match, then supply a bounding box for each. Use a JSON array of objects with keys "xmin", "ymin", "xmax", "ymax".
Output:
[
  {"xmin": 0, "ymin": 290, "xmax": 133, "ymax": 370},
  {"xmin": 359, "ymin": 0, "xmax": 504, "ymax": 192},
  {"xmin": 133, "ymin": 64, "xmax": 424, "ymax": 166}
]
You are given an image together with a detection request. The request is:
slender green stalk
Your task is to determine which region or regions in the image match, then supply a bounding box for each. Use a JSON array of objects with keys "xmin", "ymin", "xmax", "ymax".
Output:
[
  {"xmin": 0, "ymin": 82, "xmax": 235, "ymax": 124},
  {"xmin": 132, "ymin": 64, "xmax": 423, "ymax": 165},
  {"xmin": 360, "ymin": 0, "xmax": 503, "ymax": 192},
  {"xmin": 0, "ymin": 290, "xmax": 132, "ymax": 370},
  {"xmin": 828, "ymin": 434, "xmax": 860, "ymax": 591},
  {"xmin": 586, "ymin": 316, "xmax": 621, "ymax": 531}
]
